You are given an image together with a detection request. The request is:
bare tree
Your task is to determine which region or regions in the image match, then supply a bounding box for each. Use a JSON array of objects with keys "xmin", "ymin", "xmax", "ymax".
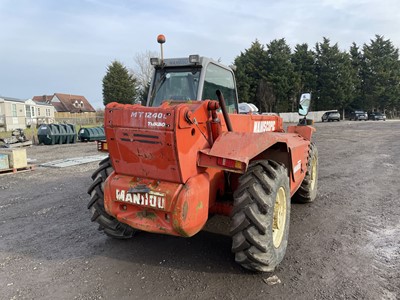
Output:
[
  {"xmin": 131, "ymin": 50, "xmax": 158, "ymax": 89},
  {"xmin": 130, "ymin": 50, "xmax": 158, "ymax": 104},
  {"xmin": 257, "ymin": 79, "xmax": 276, "ymax": 112}
]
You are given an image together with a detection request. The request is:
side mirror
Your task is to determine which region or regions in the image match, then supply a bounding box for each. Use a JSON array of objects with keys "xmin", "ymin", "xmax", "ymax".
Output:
[{"xmin": 298, "ymin": 93, "xmax": 311, "ymax": 116}]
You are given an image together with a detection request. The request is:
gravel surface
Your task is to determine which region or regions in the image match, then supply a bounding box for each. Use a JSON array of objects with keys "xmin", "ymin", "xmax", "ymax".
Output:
[{"xmin": 0, "ymin": 121, "xmax": 399, "ymax": 300}]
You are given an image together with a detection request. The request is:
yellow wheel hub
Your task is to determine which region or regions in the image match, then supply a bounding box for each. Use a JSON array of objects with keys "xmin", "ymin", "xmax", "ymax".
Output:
[
  {"xmin": 272, "ymin": 187, "xmax": 287, "ymax": 248},
  {"xmin": 310, "ymin": 156, "xmax": 317, "ymax": 191}
]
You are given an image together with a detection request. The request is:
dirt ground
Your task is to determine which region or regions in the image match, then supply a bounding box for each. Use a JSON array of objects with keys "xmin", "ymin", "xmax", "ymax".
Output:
[{"xmin": 1, "ymin": 120, "xmax": 399, "ymax": 300}]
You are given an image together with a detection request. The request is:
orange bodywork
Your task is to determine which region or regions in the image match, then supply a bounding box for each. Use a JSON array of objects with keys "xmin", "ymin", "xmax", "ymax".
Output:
[{"xmin": 103, "ymin": 100, "xmax": 314, "ymax": 237}]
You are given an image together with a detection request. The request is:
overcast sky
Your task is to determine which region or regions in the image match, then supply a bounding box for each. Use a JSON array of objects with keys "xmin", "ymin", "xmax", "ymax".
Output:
[{"xmin": 1, "ymin": 0, "xmax": 399, "ymax": 109}]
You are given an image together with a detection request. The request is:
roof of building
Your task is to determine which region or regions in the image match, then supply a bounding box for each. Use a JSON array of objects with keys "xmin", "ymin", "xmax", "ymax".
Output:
[
  {"xmin": 32, "ymin": 93, "xmax": 96, "ymax": 113},
  {"xmin": 54, "ymin": 93, "xmax": 96, "ymax": 113},
  {"xmin": 32, "ymin": 95, "xmax": 53, "ymax": 103},
  {"xmin": 52, "ymin": 101, "xmax": 67, "ymax": 112},
  {"xmin": 35, "ymin": 101, "xmax": 53, "ymax": 107},
  {"xmin": 0, "ymin": 96, "xmax": 28, "ymax": 103}
]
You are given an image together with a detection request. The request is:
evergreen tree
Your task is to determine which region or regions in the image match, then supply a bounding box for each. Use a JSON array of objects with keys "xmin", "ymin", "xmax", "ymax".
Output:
[
  {"xmin": 291, "ymin": 43, "xmax": 317, "ymax": 109},
  {"xmin": 265, "ymin": 38, "xmax": 297, "ymax": 112},
  {"xmin": 349, "ymin": 43, "xmax": 364, "ymax": 110},
  {"xmin": 314, "ymin": 38, "xmax": 353, "ymax": 112},
  {"xmin": 315, "ymin": 38, "xmax": 336, "ymax": 110},
  {"xmin": 257, "ymin": 79, "xmax": 276, "ymax": 112},
  {"xmin": 234, "ymin": 40, "xmax": 267, "ymax": 108},
  {"xmin": 336, "ymin": 51, "xmax": 355, "ymax": 114},
  {"xmin": 362, "ymin": 35, "xmax": 400, "ymax": 114},
  {"xmin": 102, "ymin": 61, "xmax": 138, "ymax": 106},
  {"xmin": 232, "ymin": 35, "xmax": 400, "ymax": 116}
]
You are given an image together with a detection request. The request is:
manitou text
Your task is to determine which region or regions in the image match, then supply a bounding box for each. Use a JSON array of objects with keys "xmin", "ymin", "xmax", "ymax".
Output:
[{"xmin": 115, "ymin": 189, "xmax": 166, "ymax": 209}]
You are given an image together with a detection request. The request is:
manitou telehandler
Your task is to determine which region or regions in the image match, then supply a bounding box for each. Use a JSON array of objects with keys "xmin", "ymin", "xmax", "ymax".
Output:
[{"xmin": 88, "ymin": 35, "xmax": 318, "ymax": 272}]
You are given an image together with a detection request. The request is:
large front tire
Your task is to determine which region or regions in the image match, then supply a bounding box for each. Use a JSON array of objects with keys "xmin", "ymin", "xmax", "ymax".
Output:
[
  {"xmin": 87, "ymin": 157, "xmax": 136, "ymax": 239},
  {"xmin": 293, "ymin": 143, "xmax": 318, "ymax": 203},
  {"xmin": 230, "ymin": 160, "xmax": 290, "ymax": 272}
]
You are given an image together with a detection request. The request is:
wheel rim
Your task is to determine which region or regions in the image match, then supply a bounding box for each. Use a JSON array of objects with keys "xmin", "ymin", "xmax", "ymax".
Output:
[
  {"xmin": 310, "ymin": 156, "xmax": 317, "ymax": 191},
  {"xmin": 273, "ymin": 187, "xmax": 287, "ymax": 248}
]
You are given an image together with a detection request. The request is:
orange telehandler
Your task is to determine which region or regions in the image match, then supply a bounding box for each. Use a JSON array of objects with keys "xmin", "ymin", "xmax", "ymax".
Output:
[{"xmin": 88, "ymin": 35, "xmax": 318, "ymax": 272}]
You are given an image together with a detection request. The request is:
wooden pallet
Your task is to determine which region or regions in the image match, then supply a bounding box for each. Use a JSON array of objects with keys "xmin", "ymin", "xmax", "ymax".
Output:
[{"xmin": 0, "ymin": 165, "xmax": 35, "ymax": 175}]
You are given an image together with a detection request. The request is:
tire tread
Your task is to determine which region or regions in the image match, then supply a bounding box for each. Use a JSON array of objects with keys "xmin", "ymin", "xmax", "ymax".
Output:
[
  {"xmin": 88, "ymin": 157, "xmax": 135, "ymax": 239},
  {"xmin": 230, "ymin": 160, "xmax": 290, "ymax": 272}
]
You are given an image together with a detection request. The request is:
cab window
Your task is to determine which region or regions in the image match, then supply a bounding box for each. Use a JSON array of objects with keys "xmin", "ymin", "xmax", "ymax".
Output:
[
  {"xmin": 202, "ymin": 63, "xmax": 237, "ymax": 113},
  {"xmin": 150, "ymin": 68, "xmax": 200, "ymax": 107}
]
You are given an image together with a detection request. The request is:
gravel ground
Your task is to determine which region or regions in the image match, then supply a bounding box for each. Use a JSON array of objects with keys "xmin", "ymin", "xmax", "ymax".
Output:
[{"xmin": 0, "ymin": 120, "xmax": 399, "ymax": 300}]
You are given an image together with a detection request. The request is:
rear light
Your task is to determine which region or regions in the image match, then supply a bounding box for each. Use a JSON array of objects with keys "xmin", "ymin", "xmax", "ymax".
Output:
[
  {"xmin": 217, "ymin": 157, "xmax": 245, "ymax": 171},
  {"xmin": 97, "ymin": 140, "xmax": 108, "ymax": 152}
]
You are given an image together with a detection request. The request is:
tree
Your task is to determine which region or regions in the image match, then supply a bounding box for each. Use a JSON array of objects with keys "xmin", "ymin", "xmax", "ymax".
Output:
[
  {"xmin": 336, "ymin": 50, "xmax": 355, "ymax": 115},
  {"xmin": 102, "ymin": 61, "xmax": 138, "ymax": 106},
  {"xmin": 235, "ymin": 35, "xmax": 400, "ymax": 116},
  {"xmin": 138, "ymin": 83, "xmax": 150, "ymax": 105},
  {"xmin": 291, "ymin": 43, "xmax": 316, "ymax": 109},
  {"xmin": 234, "ymin": 40, "xmax": 267, "ymax": 107},
  {"xmin": 349, "ymin": 43, "xmax": 364, "ymax": 110},
  {"xmin": 131, "ymin": 50, "xmax": 158, "ymax": 104},
  {"xmin": 257, "ymin": 79, "xmax": 276, "ymax": 112},
  {"xmin": 362, "ymin": 35, "xmax": 400, "ymax": 115},
  {"xmin": 264, "ymin": 38, "xmax": 297, "ymax": 112},
  {"xmin": 314, "ymin": 38, "xmax": 353, "ymax": 112}
]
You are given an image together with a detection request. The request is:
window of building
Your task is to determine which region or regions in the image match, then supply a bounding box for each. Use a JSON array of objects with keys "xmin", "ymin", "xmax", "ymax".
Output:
[
  {"xmin": 12, "ymin": 104, "xmax": 17, "ymax": 117},
  {"xmin": 31, "ymin": 106, "xmax": 35, "ymax": 117},
  {"xmin": 26, "ymin": 105, "xmax": 31, "ymax": 118},
  {"xmin": 46, "ymin": 108, "xmax": 50, "ymax": 117},
  {"xmin": 37, "ymin": 107, "xmax": 41, "ymax": 116}
]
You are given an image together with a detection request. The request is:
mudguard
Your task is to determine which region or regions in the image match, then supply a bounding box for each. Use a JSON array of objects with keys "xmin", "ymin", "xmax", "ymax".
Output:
[{"xmin": 197, "ymin": 127, "xmax": 315, "ymax": 195}]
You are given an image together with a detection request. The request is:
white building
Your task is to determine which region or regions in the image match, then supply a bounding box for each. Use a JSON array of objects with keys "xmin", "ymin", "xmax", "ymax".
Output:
[{"xmin": 0, "ymin": 96, "xmax": 55, "ymax": 131}]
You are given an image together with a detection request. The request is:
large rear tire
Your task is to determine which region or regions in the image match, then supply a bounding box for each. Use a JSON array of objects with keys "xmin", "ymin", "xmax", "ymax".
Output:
[
  {"xmin": 230, "ymin": 160, "xmax": 290, "ymax": 272},
  {"xmin": 87, "ymin": 157, "xmax": 136, "ymax": 239},
  {"xmin": 293, "ymin": 142, "xmax": 318, "ymax": 203}
]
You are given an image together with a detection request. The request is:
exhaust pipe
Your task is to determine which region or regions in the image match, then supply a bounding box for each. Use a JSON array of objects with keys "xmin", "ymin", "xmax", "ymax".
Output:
[{"xmin": 216, "ymin": 90, "xmax": 233, "ymax": 132}]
